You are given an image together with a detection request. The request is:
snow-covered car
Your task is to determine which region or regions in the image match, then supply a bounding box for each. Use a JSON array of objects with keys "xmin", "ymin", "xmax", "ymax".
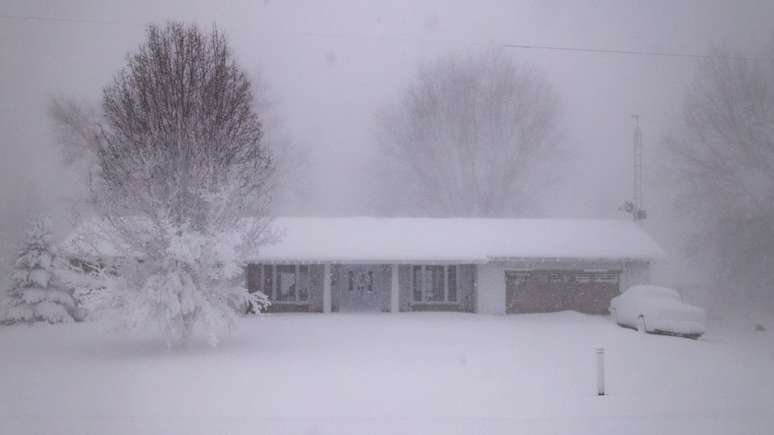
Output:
[{"xmin": 609, "ymin": 285, "xmax": 706, "ymax": 339}]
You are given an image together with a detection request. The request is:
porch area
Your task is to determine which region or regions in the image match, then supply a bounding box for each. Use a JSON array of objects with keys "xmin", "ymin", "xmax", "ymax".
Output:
[{"xmin": 245, "ymin": 263, "xmax": 476, "ymax": 313}]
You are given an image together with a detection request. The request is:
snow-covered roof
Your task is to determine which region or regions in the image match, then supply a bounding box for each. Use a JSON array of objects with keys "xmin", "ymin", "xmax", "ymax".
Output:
[
  {"xmin": 253, "ymin": 217, "xmax": 664, "ymax": 263},
  {"xmin": 61, "ymin": 216, "xmax": 664, "ymax": 263}
]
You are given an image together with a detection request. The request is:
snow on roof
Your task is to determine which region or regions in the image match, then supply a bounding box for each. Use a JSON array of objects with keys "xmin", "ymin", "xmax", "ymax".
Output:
[
  {"xmin": 61, "ymin": 216, "xmax": 664, "ymax": 263},
  {"xmin": 252, "ymin": 217, "xmax": 664, "ymax": 263}
]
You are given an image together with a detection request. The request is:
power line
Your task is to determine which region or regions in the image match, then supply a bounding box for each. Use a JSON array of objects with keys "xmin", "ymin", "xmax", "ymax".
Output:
[
  {"xmin": 0, "ymin": 13, "xmax": 120, "ymax": 25},
  {"xmin": 292, "ymin": 30, "xmax": 773, "ymax": 62},
  {"xmin": 1, "ymin": 12, "xmax": 771, "ymax": 62},
  {"xmin": 502, "ymin": 43, "xmax": 772, "ymax": 61}
]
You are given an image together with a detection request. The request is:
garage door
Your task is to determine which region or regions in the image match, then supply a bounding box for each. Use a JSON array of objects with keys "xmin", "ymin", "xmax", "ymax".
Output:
[{"xmin": 506, "ymin": 270, "xmax": 620, "ymax": 314}]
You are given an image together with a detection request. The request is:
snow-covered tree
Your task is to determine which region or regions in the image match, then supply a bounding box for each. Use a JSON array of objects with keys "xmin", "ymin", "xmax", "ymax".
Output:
[
  {"xmin": 49, "ymin": 22, "xmax": 273, "ymax": 345},
  {"xmin": 0, "ymin": 215, "xmax": 78, "ymax": 324},
  {"xmin": 373, "ymin": 51, "xmax": 563, "ymax": 217}
]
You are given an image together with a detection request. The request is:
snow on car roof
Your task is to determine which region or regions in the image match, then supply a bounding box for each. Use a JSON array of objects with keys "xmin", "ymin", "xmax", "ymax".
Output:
[
  {"xmin": 61, "ymin": 216, "xmax": 664, "ymax": 262},
  {"xmin": 624, "ymin": 285, "xmax": 680, "ymax": 297}
]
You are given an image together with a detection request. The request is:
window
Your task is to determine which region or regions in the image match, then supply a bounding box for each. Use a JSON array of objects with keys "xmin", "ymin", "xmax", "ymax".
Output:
[
  {"xmin": 246, "ymin": 264, "xmax": 261, "ymax": 293},
  {"xmin": 367, "ymin": 271, "xmax": 374, "ymax": 292},
  {"xmin": 298, "ymin": 265, "xmax": 309, "ymax": 300},
  {"xmin": 276, "ymin": 265, "xmax": 296, "ymax": 301},
  {"xmin": 447, "ymin": 266, "xmax": 457, "ymax": 301},
  {"xmin": 412, "ymin": 266, "xmax": 423, "ymax": 301},
  {"xmin": 412, "ymin": 265, "xmax": 458, "ymax": 303},
  {"xmin": 260, "ymin": 264, "xmax": 309, "ymax": 303},
  {"xmin": 263, "ymin": 265, "xmax": 273, "ymax": 298},
  {"xmin": 428, "ymin": 266, "xmax": 445, "ymax": 301}
]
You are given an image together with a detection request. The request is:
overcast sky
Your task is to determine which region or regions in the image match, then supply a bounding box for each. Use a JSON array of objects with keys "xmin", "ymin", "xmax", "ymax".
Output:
[{"xmin": 1, "ymin": 1, "xmax": 773, "ymax": 246}]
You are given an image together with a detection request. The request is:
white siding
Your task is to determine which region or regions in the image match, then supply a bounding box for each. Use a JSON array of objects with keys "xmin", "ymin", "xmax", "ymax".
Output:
[{"xmin": 476, "ymin": 264, "xmax": 506, "ymax": 314}]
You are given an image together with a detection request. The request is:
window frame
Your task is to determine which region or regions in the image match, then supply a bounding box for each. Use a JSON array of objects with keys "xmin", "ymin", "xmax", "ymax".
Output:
[
  {"xmin": 260, "ymin": 264, "xmax": 311, "ymax": 304},
  {"xmin": 412, "ymin": 264, "xmax": 458, "ymax": 304}
]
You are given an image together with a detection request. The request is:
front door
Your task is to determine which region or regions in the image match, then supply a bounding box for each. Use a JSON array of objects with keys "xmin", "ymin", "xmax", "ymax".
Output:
[{"xmin": 337, "ymin": 265, "xmax": 384, "ymax": 312}]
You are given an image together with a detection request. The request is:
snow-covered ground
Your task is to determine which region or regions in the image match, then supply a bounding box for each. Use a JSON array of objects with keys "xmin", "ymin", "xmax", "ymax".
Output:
[{"xmin": 1, "ymin": 312, "xmax": 772, "ymax": 435}]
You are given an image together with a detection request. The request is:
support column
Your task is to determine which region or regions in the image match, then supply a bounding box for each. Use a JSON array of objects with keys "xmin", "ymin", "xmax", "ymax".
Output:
[
  {"xmin": 390, "ymin": 264, "xmax": 400, "ymax": 313},
  {"xmin": 323, "ymin": 263, "xmax": 332, "ymax": 313}
]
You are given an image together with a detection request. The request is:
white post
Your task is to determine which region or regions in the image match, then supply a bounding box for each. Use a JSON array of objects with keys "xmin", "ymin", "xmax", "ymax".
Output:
[
  {"xmin": 596, "ymin": 347, "xmax": 605, "ymax": 396},
  {"xmin": 390, "ymin": 264, "xmax": 400, "ymax": 313},
  {"xmin": 323, "ymin": 263, "xmax": 332, "ymax": 313}
]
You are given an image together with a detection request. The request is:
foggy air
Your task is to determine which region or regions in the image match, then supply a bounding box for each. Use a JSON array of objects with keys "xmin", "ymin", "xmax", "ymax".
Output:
[{"xmin": 1, "ymin": 2, "xmax": 773, "ymax": 434}]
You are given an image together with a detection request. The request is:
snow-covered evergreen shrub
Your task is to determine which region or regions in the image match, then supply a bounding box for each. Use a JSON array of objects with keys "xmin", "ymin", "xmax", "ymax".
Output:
[{"xmin": 0, "ymin": 215, "xmax": 79, "ymax": 324}]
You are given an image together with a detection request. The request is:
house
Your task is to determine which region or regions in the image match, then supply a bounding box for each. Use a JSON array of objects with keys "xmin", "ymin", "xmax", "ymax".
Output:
[{"xmin": 246, "ymin": 217, "xmax": 663, "ymax": 315}]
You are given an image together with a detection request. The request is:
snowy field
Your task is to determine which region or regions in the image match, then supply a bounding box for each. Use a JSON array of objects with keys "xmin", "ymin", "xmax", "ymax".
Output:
[{"xmin": 2, "ymin": 312, "xmax": 773, "ymax": 435}]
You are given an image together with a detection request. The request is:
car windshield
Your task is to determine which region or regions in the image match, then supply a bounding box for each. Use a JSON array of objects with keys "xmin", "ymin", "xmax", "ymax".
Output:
[{"xmin": 1, "ymin": 2, "xmax": 772, "ymax": 435}]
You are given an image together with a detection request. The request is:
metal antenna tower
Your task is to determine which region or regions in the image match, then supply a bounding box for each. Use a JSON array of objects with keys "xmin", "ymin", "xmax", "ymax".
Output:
[
  {"xmin": 633, "ymin": 115, "xmax": 643, "ymax": 216},
  {"xmin": 620, "ymin": 115, "xmax": 647, "ymax": 221}
]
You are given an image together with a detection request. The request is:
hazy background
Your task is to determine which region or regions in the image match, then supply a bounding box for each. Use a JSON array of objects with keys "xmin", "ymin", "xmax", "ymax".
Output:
[{"xmin": 2, "ymin": 0, "xmax": 773, "ymax": 290}]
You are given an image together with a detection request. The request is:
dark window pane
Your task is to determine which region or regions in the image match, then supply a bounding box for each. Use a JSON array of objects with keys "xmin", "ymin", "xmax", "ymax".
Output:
[
  {"xmin": 428, "ymin": 266, "xmax": 444, "ymax": 301},
  {"xmin": 263, "ymin": 265, "xmax": 273, "ymax": 299},
  {"xmin": 246, "ymin": 264, "xmax": 261, "ymax": 293},
  {"xmin": 412, "ymin": 266, "xmax": 423, "ymax": 301},
  {"xmin": 447, "ymin": 266, "xmax": 457, "ymax": 302},
  {"xmin": 348, "ymin": 271, "xmax": 354, "ymax": 291},
  {"xmin": 277, "ymin": 265, "xmax": 296, "ymax": 301},
  {"xmin": 298, "ymin": 265, "xmax": 309, "ymax": 301}
]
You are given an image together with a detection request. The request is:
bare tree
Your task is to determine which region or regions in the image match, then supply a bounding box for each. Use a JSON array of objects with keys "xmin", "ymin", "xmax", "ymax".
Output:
[
  {"xmin": 51, "ymin": 22, "xmax": 275, "ymax": 345},
  {"xmin": 374, "ymin": 51, "xmax": 563, "ymax": 217},
  {"xmin": 666, "ymin": 49, "xmax": 774, "ymax": 309}
]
